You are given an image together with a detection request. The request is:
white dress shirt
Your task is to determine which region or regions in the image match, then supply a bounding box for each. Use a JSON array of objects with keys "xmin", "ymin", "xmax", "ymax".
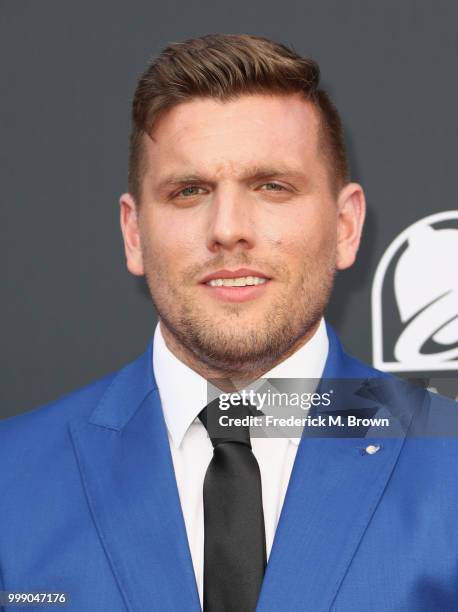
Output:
[{"xmin": 153, "ymin": 319, "xmax": 329, "ymax": 608}]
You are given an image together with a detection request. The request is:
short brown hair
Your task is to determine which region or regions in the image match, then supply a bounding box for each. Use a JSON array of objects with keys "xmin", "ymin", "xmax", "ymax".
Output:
[{"xmin": 128, "ymin": 34, "xmax": 350, "ymax": 202}]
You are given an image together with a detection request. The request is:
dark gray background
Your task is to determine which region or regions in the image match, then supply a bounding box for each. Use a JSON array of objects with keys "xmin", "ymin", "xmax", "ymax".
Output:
[{"xmin": 2, "ymin": 0, "xmax": 457, "ymax": 419}]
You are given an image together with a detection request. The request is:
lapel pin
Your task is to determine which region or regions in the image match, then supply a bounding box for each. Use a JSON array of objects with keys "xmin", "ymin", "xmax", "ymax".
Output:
[{"xmin": 365, "ymin": 444, "xmax": 381, "ymax": 455}]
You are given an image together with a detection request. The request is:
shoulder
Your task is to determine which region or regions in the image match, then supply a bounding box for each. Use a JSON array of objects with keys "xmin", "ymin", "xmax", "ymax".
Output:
[
  {"xmin": 329, "ymin": 326, "xmax": 458, "ymax": 450},
  {"xmin": 343, "ymin": 346, "xmax": 457, "ymax": 415},
  {"xmin": 0, "ymin": 371, "xmax": 114, "ymax": 464},
  {"xmin": 0, "ymin": 344, "xmax": 152, "ymax": 459}
]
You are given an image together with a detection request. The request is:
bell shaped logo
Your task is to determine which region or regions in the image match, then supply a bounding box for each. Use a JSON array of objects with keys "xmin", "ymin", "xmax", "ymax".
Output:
[{"xmin": 372, "ymin": 211, "xmax": 458, "ymax": 372}]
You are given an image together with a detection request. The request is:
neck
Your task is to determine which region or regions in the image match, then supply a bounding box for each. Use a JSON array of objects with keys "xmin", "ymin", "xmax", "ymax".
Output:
[{"xmin": 159, "ymin": 319, "xmax": 321, "ymax": 392}]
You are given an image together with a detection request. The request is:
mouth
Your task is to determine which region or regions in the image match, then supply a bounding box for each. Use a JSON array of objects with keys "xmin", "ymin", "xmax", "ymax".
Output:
[{"xmin": 199, "ymin": 268, "xmax": 272, "ymax": 303}]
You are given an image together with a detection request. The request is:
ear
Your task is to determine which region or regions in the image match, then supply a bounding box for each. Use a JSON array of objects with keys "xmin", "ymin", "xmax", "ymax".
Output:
[
  {"xmin": 335, "ymin": 182, "xmax": 366, "ymax": 270},
  {"xmin": 119, "ymin": 192, "xmax": 145, "ymax": 276}
]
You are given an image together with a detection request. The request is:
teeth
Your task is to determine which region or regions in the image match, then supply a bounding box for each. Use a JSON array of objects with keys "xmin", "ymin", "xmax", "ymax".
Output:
[{"xmin": 207, "ymin": 276, "xmax": 268, "ymax": 287}]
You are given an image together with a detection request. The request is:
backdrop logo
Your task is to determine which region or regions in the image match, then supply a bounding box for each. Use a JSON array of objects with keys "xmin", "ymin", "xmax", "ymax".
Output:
[{"xmin": 372, "ymin": 211, "xmax": 458, "ymax": 372}]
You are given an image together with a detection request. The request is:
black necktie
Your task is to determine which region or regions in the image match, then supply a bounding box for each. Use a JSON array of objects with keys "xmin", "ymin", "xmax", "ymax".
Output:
[{"xmin": 199, "ymin": 398, "xmax": 267, "ymax": 612}]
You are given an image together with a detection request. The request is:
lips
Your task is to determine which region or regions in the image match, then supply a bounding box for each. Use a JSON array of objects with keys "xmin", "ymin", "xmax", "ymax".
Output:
[
  {"xmin": 200, "ymin": 268, "xmax": 271, "ymax": 284},
  {"xmin": 199, "ymin": 268, "xmax": 272, "ymax": 303}
]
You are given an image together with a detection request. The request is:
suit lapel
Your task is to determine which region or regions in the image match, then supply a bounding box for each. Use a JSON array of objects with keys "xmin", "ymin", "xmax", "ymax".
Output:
[
  {"xmin": 69, "ymin": 345, "xmax": 201, "ymax": 612},
  {"xmin": 256, "ymin": 325, "xmax": 410, "ymax": 612}
]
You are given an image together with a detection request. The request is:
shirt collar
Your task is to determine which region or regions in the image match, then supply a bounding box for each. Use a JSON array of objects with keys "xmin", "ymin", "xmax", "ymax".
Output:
[{"xmin": 153, "ymin": 318, "xmax": 329, "ymax": 448}]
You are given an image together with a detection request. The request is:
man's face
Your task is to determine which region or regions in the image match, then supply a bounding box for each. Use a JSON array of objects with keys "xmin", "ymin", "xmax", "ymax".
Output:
[{"xmin": 121, "ymin": 93, "xmax": 364, "ymax": 374}]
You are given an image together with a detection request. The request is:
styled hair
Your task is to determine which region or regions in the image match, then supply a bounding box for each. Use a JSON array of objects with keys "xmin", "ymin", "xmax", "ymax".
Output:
[{"xmin": 128, "ymin": 33, "xmax": 350, "ymax": 202}]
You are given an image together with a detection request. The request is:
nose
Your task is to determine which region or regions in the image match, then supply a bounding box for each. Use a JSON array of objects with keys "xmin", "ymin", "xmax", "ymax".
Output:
[{"xmin": 206, "ymin": 186, "xmax": 256, "ymax": 254}]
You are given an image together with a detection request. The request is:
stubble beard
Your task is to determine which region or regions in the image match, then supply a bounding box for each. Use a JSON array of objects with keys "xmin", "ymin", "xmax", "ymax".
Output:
[{"xmin": 142, "ymin": 245, "xmax": 337, "ymax": 378}]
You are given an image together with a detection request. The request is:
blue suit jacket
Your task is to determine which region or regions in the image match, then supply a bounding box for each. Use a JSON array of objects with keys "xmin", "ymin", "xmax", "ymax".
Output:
[{"xmin": 1, "ymin": 325, "xmax": 457, "ymax": 611}]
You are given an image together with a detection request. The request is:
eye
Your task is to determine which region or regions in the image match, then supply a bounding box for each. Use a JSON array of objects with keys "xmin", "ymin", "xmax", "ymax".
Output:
[
  {"xmin": 260, "ymin": 182, "xmax": 287, "ymax": 192},
  {"xmin": 177, "ymin": 185, "xmax": 206, "ymax": 197}
]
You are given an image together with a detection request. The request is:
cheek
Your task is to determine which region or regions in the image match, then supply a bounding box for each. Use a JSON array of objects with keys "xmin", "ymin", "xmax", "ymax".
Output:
[
  {"xmin": 261, "ymin": 207, "xmax": 336, "ymax": 259},
  {"xmin": 141, "ymin": 210, "xmax": 201, "ymax": 269}
]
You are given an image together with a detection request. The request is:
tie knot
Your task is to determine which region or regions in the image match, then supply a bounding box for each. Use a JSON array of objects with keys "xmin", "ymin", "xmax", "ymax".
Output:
[{"xmin": 199, "ymin": 396, "xmax": 256, "ymax": 449}]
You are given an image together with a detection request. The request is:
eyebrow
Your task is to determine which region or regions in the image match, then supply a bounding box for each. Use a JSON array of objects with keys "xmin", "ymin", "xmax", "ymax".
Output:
[{"xmin": 154, "ymin": 165, "xmax": 308, "ymax": 192}]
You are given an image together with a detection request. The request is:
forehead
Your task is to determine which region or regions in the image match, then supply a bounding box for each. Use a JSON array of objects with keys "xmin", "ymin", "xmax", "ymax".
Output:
[{"xmin": 143, "ymin": 93, "xmax": 322, "ymax": 179}]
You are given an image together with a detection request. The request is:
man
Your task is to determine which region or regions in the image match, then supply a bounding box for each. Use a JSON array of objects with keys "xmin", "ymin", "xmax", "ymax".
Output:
[{"xmin": 1, "ymin": 34, "xmax": 457, "ymax": 612}]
